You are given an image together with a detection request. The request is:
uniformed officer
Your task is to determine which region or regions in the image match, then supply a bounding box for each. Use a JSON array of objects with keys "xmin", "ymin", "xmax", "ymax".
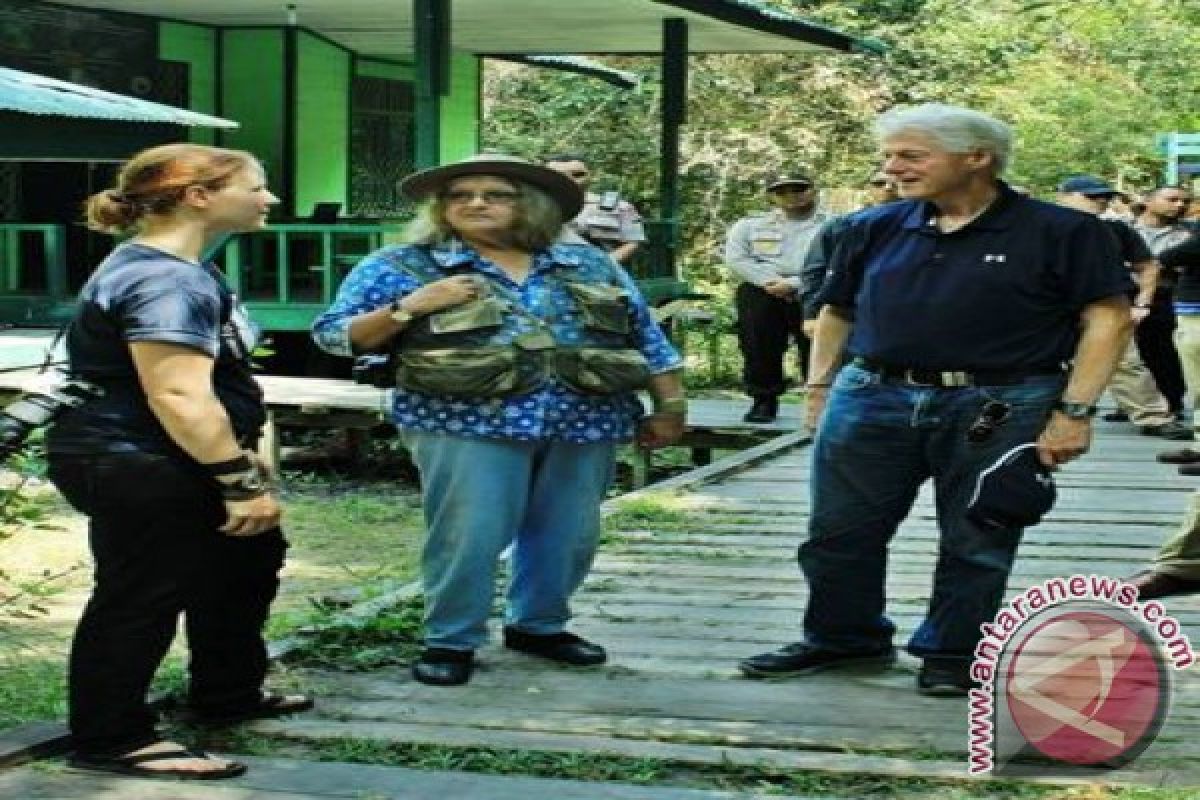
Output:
[
  {"xmin": 544, "ymin": 153, "xmax": 645, "ymax": 264},
  {"xmin": 724, "ymin": 172, "xmax": 833, "ymax": 422},
  {"xmin": 739, "ymin": 104, "xmax": 1132, "ymax": 696}
]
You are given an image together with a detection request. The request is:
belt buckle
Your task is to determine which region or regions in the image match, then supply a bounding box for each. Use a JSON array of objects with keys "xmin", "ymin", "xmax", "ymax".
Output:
[
  {"xmin": 901, "ymin": 369, "xmax": 971, "ymax": 387},
  {"xmin": 902, "ymin": 368, "xmax": 935, "ymax": 387}
]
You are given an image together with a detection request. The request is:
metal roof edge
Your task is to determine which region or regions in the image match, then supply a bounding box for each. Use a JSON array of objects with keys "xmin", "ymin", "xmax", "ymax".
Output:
[
  {"xmin": 0, "ymin": 66, "xmax": 240, "ymax": 128},
  {"xmin": 490, "ymin": 55, "xmax": 640, "ymax": 89},
  {"xmin": 653, "ymin": 0, "xmax": 887, "ymax": 55}
]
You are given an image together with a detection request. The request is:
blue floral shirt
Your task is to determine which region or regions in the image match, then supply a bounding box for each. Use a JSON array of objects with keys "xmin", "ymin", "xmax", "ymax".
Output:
[{"xmin": 312, "ymin": 241, "xmax": 683, "ymax": 443}]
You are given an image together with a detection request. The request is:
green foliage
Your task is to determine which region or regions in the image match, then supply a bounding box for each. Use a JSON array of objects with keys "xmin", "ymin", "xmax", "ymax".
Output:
[
  {"xmin": 1, "ymin": 445, "xmax": 78, "ymax": 636},
  {"xmin": 279, "ymin": 593, "xmax": 425, "ymax": 671},
  {"xmin": 483, "ymin": 0, "xmax": 1196, "ymax": 299}
]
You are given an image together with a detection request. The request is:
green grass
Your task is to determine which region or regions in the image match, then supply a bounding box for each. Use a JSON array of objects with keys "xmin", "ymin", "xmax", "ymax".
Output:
[
  {"xmin": 0, "ymin": 656, "xmax": 65, "ymax": 728},
  {"xmin": 0, "ymin": 483, "xmax": 428, "ymax": 730},
  {"xmin": 189, "ymin": 732, "xmax": 1183, "ymax": 799}
]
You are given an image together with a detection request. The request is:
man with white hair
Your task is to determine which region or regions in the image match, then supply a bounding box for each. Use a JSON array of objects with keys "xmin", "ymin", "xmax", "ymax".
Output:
[{"xmin": 739, "ymin": 104, "xmax": 1132, "ymax": 695}]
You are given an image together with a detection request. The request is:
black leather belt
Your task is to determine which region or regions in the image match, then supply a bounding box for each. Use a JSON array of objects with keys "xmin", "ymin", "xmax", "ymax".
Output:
[{"xmin": 851, "ymin": 357, "xmax": 1063, "ymax": 388}]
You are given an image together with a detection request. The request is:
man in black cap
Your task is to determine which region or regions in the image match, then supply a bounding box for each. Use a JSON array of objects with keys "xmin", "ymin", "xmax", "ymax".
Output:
[
  {"xmin": 1055, "ymin": 176, "xmax": 1189, "ymax": 439},
  {"xmin": 724, "ymin": 171, "xmax": 833, "ymax": 422},
  {"xmin": 739, "ymin": 104, "xmax": 1131, "ymax": 696}
]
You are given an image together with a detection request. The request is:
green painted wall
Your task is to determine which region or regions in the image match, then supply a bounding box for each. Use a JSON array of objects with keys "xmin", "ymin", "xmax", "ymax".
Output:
[
  {"xmin": 357, "ymin": 59, "xmax": 412, "ymax": 81},
  {"xmin": 295, "ymin": 32, "xmax": 351, "ymax": 216},
  {"xmin": 158, "ymin": 21, "xmax": 217, "ymax": 145},
  {"xmin": 440, "ymin": 54, "xmax": 481, "ymax": 163},
  {"xmin": 221, "ymin": 30, "xmax": 285, "ymax": 191}
]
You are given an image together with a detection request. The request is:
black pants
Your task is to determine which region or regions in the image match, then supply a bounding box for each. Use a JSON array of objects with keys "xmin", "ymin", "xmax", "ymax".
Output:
[
  {"xmin": 735, "ymin": 283, "xmax": 808, "ymax": 399},
  {"xmin": 1137, "ymin": 290, "xmax": 1187, "ymax": 413},
  {"xmin": 47, "ymin": 452, "xmax": 287, "ymax": 757}
]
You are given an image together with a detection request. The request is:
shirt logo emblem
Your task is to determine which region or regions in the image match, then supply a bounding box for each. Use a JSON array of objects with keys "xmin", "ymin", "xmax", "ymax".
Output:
[{"xmin": 983, "ymin": 254, "xmax": 1007, "ymax": 263}]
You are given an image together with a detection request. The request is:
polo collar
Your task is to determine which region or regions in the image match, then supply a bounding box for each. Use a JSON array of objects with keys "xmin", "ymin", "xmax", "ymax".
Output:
[{"xmin": 903, "ymin": 181, "xmax": 1022, "ymax": 234}]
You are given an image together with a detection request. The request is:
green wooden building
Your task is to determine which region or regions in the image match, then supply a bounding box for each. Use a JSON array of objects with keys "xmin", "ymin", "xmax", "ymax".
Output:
[{"xmin": 0, "ymin": 0, "xmax": 878, "ymax": 371}]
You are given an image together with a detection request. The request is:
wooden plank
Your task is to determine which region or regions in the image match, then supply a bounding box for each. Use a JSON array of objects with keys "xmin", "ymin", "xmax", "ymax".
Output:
[
  {"xmin": 249, "ymin": 718, "xmax": 1197, "ymax": 788},
  {"xmin": 0, "ymin": 721, "xmax": 70, "ymax": 768},
  {"xmin": 0, "ymin": 756, "xmax": 811, "ymax": 800}
]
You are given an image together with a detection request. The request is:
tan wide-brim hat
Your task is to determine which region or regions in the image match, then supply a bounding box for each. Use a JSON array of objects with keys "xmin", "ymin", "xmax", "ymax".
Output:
[{"xmin": 399, "ymin": 153, "xmax": 584, "ymax": 219}]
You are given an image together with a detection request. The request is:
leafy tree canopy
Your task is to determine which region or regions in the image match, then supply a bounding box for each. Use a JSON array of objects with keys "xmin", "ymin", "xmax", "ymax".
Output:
[{"xmin": 483, "ymin": 0, "xmax": 1198, "ymax": 285}]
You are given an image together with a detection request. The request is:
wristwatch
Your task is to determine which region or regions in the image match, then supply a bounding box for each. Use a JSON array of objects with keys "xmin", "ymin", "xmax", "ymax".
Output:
[
  {"xmin": 389, "ymin": 298, "xmax": 418, "ymax": 326},
  {"xmin": 1054, "ymin": 401, "xmax": 1098, "ymax": 419},
  {"xmin": 213, "ymin": 465, "xmax": 269, "ymax": 501}
]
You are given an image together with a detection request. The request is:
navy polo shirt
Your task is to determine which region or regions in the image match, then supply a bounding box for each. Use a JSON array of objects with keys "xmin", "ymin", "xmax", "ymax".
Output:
[{"xmin": 815, "ymin": 183, "xmax": 1132, "ymax": 371}]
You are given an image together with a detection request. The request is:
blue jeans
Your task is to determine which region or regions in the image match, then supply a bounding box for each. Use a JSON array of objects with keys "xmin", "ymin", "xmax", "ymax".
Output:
[
  {"xmin": 404, "ymin": 432, "xmax": 616, "ymax": 650},
  {"xmin": 800, "ymin": 363, "xmax": 1065, "ymax": 661}
]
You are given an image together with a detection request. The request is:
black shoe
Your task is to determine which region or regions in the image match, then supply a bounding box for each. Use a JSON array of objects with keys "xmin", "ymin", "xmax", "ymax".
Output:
[
  {"xmin": 1129, "ymin": 569, "xmax": 1200, "ymax": 600},
  {"xmin": 738, "ymin": 642, "xmax": 895, "ymax": 679},
  {"xmin": 503, "ymin": 628, "xmax": 607, "ymax": 666},
  {"xmin": 916, "ymin": 659, "xmax": 974, "ymax": 697},
  {"xmin": 1157, "ymin": 448, "xmax": 1200, "ymax": 464},
  {"xmin": 412, "ymin": 648, "xmax": 474, "ymax": 686},
  {"xmin": 1102, "ymin": 410, "xmax": 1130, "ymax": 422},
  {"xmin": 743, "ymin": 398, "xmax": 778, "ymax": 424},
  {"xmin": 1140, "ymin": 421, "xmax": 1195, "ymax": 440}
]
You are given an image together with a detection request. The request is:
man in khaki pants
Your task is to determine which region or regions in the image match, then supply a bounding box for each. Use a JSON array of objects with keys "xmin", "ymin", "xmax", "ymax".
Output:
[
  {"xmin": 1157, "ymin": 230, "xmax": 1200, "ymax": 469},
  {"xmin": 1131, "ymin": 491, "xmax": 1200, "ymax": 599}
]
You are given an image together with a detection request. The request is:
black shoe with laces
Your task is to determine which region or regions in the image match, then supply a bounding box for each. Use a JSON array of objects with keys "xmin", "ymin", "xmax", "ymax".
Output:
[
  {"xmin": 412, "ymin": 648, "xmax": 474, "ymax": 686},
  {"xmin": 738, "ymin": 642, "xmax": 895, "ymax": 679},
  {"xmin": 743, "ymin": 397, "xmax": 778, "ymax": 424},
  {"xmin": 916, "ymin": 658, "xmax": 974, "ymax": 697},
  {"xmin": 503, "ymin": 628, "xmax": 607, "ymax": 666},
  {"xmin": 1129, "ymin": 569, "xmax": 1200, "ymax": 600}
]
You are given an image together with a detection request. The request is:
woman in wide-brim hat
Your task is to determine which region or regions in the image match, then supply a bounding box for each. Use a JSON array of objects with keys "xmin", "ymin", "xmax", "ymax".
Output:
[{"xmin": 312, "ymin": 153, "xmax": 687, "ymax": 687}]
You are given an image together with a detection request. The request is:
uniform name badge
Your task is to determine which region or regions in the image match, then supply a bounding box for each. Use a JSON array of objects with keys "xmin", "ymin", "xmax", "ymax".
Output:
[{"xmin": 751, "ymin": 233, "xmax": 783, "ymax": 257}]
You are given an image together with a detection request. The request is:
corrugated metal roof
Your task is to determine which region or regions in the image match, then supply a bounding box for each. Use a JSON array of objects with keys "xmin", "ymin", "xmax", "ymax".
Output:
[{"xmin": 0, "ymin": 66, "xmax": 239, "ymax": 128}]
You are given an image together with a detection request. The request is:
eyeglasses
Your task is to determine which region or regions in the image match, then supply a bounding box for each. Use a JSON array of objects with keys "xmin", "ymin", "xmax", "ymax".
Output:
[
  {"xmin": 967, "ymin": 401, "xmax": 1012, "ymax": 443},
  {"xmin": 773, "ymin": 184, "xmax": 812, "ymax": 194},
  {"xmin": 443, "ymin": 189, "xmax": 520, "ymax": 205}
]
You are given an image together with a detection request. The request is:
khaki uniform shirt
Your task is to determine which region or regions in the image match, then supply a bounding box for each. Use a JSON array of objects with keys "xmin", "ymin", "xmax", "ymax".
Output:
[
  {"xmin": 567, "ymin": 191, "xmax": 646, "ymax": 250},
  {"xmin": 724, "ymin": 208, "xmax": 834, "ymax": 288}
]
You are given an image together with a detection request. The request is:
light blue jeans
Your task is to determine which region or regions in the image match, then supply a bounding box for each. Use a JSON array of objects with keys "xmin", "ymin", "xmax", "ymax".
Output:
[
  {"xmin": 800, "ymin": 363, "xmax": 1065, "ymax": 662},
  {"xmin": 403, "ymin": 432, "xmax": 617, "ymax": 651}
]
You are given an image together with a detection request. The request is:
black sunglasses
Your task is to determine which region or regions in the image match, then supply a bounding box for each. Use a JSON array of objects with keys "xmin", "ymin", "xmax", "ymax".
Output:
[{"xmin": 967, "ymin": 401, "xmax": 1012, "ymax": 443}]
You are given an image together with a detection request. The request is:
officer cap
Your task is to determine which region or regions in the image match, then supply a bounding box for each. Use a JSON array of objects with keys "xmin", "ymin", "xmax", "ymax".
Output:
[{"xmin": 765, "ymin": 172, "xmax": 815, "ymax": 193}]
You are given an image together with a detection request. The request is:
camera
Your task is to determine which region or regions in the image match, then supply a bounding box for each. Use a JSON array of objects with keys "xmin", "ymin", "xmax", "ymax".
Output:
[
  {"xmin": 351, "ymin": 354, "xmax": 395, "ymax": 389},
  {"xmin": 0, "ymin": 375, "xmax": 103, "ymax": 462}
]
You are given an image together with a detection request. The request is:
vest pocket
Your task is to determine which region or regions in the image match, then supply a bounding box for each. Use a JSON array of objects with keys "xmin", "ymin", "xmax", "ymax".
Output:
[
  {"xmin": 427, "ymin": 297, "xmax": 506, "ymax": 335},
  {"xmin": 556, "ymin": 348, "xmax": 653, "ymax": 395},
  {"xmin": 396, "ymin": 347, "xmax": 530, "ymax": 397},
  {"xmin": 563, "ymin": 282, "xmax": 632, "ymax": 335}
]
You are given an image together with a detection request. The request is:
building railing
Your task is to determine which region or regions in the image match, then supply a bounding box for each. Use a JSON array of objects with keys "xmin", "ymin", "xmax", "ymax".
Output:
[{"xmin": 0, "ymin": 223, "xmax": 67, "ymax": 297}]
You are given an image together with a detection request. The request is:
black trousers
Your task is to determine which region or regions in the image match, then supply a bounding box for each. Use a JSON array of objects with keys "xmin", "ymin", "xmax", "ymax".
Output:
[
  {"xmin": 735, "ymin": 282, "xmax": 808, "ymax": 399},
  {"xmin": 47, "ymin": 452, "xmax": 287, "ymax": 757},
  {"xmin": 1137, "ymin": 290, "xmax": 1188, "ymax": 413}
]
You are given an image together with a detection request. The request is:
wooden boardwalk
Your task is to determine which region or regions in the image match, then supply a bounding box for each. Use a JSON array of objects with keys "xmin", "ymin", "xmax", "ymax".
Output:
[{"xmin": 249, "ymin": 418, "xmax": 1200, "ymax": 788}]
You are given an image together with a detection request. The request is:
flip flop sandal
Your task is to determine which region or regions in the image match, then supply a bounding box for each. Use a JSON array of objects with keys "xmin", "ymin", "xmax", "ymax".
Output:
[
  {"xmin": 190, "ymin": 691, "xmax": 315, "ymax": 726},
  {"xmin": 69, "ymin": 746, "xmax": 247, "ymax": 780}
]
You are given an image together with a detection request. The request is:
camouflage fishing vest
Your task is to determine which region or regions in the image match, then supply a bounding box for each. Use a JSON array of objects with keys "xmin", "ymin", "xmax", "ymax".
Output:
[{"xmin": 386, "ymin": 246, "xmax": 652, "ymax": 398}]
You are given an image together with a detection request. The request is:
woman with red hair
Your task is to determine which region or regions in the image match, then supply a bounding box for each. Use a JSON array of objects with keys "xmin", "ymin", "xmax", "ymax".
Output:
[{"xmin": 46, "ymin": 144, "xmax": 310, "ymax": 779}]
